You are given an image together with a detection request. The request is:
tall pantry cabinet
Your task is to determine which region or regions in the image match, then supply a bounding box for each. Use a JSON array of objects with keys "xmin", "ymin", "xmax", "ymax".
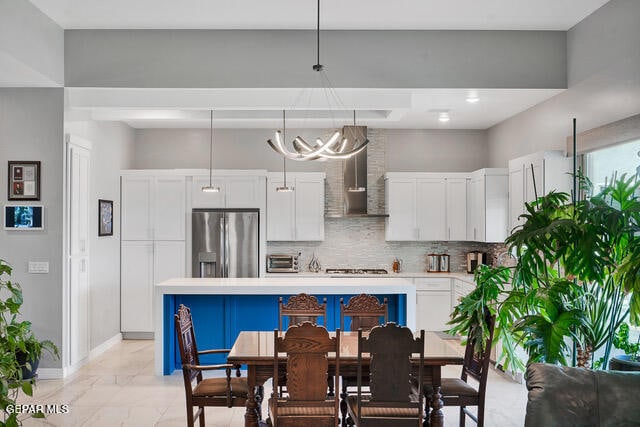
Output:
[{"xmin": 120, "ymin": 174, "xmax": 186, "ymax": 334}]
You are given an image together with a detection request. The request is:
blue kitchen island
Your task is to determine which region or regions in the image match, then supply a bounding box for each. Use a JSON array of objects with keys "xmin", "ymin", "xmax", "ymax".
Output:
[{"xmin": 154, "ymin": 277, "xmax": 416, "ymax": 375}]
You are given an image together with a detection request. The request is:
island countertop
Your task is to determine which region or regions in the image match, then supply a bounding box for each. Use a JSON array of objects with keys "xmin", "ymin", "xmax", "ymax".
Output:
[
  {"xmin": 155, "ymin": 276, "xmax": 416, "ymax": 294},
  {"xmin": 154, "ymin": 276, "xmax": 416, "ymax": 375}
]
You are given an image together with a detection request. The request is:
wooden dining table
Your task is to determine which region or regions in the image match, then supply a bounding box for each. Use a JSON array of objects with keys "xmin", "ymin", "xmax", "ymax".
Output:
[{"xmin": 227, "ymin": 330, "xmax": 464, "ymax": 427}]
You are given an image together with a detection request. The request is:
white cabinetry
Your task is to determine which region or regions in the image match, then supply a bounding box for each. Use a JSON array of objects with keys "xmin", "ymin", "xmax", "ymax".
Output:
[
  {"xmin": 267, "ymin": 173, "xmax": 325, "ymax": 241},
  {"xmin": 508, "ymin": 151, "xmax": 572, "ymax": 231},
  {"xmin": 192, "ymin": 175, "xmax": 263, "ymax": 209},
  {"xmin": 122, "ymin": 175, "xmax": 185, "ymax": 240},
  {"xmin": 467, "ymin": 169, "xmax": 509, "ymax": 242},
  {"xmin": 453, "ymin": 278, "xmax": 476, "ymax": 307},
  {"xmin": 121, "ymin": 241, "xmax": 185, "ymax": 333},
  {"xmin": 414, "ymin": 278, "xmax": 452, "ymax": 331},
  {"xmin": 446, "ymin": 178, "xmax": 468, "ymax": 241},
  {"xmin": 385, "ymin": 173, "xmax": 467, "ymax": 241}
]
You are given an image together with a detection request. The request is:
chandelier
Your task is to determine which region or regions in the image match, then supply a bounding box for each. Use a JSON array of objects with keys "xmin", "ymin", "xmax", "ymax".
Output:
[{"xmin": 266, "ymin": 0, "xmax": 369, "ymax": 161}]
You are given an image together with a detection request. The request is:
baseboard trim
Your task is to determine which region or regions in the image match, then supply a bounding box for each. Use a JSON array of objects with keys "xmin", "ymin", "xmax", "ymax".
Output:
[
  {"xmin": 59, "ymin": 333, "xmax": 123, "ymax": 379},
  {"xmin": 37, "ymin": 368, "xmax": 65, "ymax": 380},
  {"xmin": 122, "ymin": 332, "xmax": 154, "ymax": 340}
]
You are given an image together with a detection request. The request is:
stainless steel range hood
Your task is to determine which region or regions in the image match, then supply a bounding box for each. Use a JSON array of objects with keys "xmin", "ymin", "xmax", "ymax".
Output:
[{"xmin": 325, "ymin": 125, "xmax": 388, "ymax": 218}]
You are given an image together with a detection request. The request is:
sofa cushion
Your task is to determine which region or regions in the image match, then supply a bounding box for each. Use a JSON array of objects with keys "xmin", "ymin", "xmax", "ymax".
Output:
[{"xmin": 525, "ymin": 363, "xmax": 640, "ymax": 427}]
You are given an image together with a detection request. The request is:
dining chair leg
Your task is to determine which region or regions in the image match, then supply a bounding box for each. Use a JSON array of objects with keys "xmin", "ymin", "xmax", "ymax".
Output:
[
  {"xmin": 459, "ymin": 406, "xmax": 465, "ymax": 427},
  {"xmin": 340, "ymin": 383, "xmax": 349, "ymax": 427},
  {"xmin": 328, "ymin": 375, "xmax": 335, "ymax": 397},
  {"xmin": 199, "ymin": 407, "xmax": 205, "ymax": 427}
]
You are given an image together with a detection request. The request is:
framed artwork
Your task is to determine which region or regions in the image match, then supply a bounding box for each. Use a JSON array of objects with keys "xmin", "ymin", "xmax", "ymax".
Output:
[
  {"xmin": 8, "ymin": 161, "xmax": 40, "ymax": 201},
  {"xmin": 98, "ymin": 199, "xmax": 113, "ymax": 236}
]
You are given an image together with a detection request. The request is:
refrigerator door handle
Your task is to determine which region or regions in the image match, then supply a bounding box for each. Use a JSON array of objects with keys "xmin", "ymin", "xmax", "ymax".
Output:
[
  {"xmin": 219, "ymin": 216, "xmax": 225, "ymax": 277},
  {"xmin": 225, "ymin": 218, "xmax": 230, "ymax": 277}
]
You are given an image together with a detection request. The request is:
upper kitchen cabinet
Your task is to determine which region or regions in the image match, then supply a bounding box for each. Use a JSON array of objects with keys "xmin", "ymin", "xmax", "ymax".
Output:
[
  {"xmin": 267, "ymin": 172, "xmax": 325, "ymax": 241},
  {"xmin": 508, "ymin": 151, "xmax": 571, "ymax": 231},
  {"xmin": 467, "ymin": 168, "xmax": 509, "ymax": 243},
  {"xmin": 191, "ymin": 173, "xmax": 265, "ymax": 209},
  {"xmin": 121, "ymin": 174, "xmax": 186, "ymax": 241},
  {"xmin": 385, "ymin": 173, "xmax": 467, "ymax": 241}
]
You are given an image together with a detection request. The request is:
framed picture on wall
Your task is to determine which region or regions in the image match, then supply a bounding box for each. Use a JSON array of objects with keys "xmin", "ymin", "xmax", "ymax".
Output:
[
  {"xmin": 8, "ymin": 161, "xmax": 40, "ymax": 201},
  {"xmin": 98, "ymin": 199, "xmax": 113, "ymax": 236}
]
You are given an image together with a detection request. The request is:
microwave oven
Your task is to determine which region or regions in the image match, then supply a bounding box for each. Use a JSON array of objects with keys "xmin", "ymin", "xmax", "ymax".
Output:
[{"xmin": 267, "ymin": 254, "xmax": 300, "ymax": 273}]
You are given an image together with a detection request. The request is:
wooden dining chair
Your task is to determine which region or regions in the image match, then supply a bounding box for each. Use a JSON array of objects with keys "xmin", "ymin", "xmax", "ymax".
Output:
[
  {"xmin": 339, "ymin": 294, "xmax": 388, "ymax": 426},
  {"xmin": 268, "ymin": 322, "xmax": 341, "ymax": 427},
  {"xmin": 279, "ymin": 293, "xmax": 328, "ymax": 330},
  {"xmin": 423, "ymin": 313, "xmax": 496, "ymax": 427},
  {"xmin": 346, "ymin": 322, "xmax": 424, "ymax": 427},
  {"xmin": 174, "ymin": 304, "xmax": 249, "ymax": 426}
]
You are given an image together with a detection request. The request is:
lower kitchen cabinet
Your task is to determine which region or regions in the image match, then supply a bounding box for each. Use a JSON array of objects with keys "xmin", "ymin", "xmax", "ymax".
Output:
[
  {"xmin": 121, "ymin": 240, "xmax": 185, "ymax": 333},
  {"xmin": 414, "ymin": 278, "xmax": 452, "ymax": 331}
]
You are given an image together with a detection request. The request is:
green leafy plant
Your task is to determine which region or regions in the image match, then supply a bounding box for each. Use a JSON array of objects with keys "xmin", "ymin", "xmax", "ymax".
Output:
[
  {"xmin": 612, "ymin": 323, "xmax": 640, "ymax": 362},
  {"xmin": 0, "ymin": 259, "xmax": 58, "ymax": 426},
  {"xmin": 448, "ymin": 264, "xmax": 510, "ymax": 355}
]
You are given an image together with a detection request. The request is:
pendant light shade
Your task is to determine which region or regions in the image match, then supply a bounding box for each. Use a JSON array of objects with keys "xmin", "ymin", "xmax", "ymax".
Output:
[{"xmin": 202, "ymin": 110, "xmax": 220, "ymax": 193}]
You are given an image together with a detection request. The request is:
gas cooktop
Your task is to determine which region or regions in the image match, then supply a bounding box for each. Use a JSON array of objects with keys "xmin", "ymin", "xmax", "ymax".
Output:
[{"xmin": 325, "ymin": 268, "xmax": 388, "ymax": 275}]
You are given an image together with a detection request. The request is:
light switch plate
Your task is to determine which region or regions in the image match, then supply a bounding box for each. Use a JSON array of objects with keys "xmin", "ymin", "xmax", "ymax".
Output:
[{"xmin": 28, "ymin": 261, "xmax": 49, "ymax": 274}]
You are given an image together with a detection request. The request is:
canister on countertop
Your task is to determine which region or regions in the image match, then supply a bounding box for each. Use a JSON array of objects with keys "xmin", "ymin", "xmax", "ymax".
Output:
[
  {"xmin": 439, "ymin": 254, "xmax": 450, "ymax": 272},
  {"xmin": 426, "ymin": 254, "xmax": 440, "ymax": 272}
]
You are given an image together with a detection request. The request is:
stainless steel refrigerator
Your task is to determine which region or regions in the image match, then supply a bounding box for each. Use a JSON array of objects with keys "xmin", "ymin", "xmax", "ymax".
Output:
[{"xmin": 192, "ymin": 209, "xmax": 259, "ymax": 278}]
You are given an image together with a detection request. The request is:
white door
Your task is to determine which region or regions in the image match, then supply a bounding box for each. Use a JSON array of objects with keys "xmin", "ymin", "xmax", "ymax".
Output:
[
  {"xmin": 121, "ymin": 176, "xmax": 153, "ymax": 240},
  {"xmin": 121, "ymin": 241, "xmax": 154, "ymax": 332},
  {"xmin": 385, "ymin": 179, "xmax": 416, "ymax": 241},
  {"xmin": 67, "ymin": 139, "xmax": 91, "ymax": 365},
  {"xmin": 524, "ymin": 159, "xmax": 544, "ymax": 204},
  {"xmin": 154, "ymin": 176, "xmax": 186, "ymax": 240},
  {"xmin": 154, "ymin": 241, "xmax": 186, "ymax": 285},
  {"xmin": 227, "ymin": 176, "xmax": 260, "ymax": 208},
  {"xmin": 416, "ymin": 178, "xmax": 446, "ymax": 241},
  {"xmin": 416, "ymin": 291, "xmax": 452, "ymax": 331},
  {"xmin": 294, "ymin": 177, "xmax": 325, "ymax": 241},
  {"xmin": 509, "ymin": 167, "xmax": 524, "ymax": 231},
  {"xmin": 267, "ymin": 178, "xmax": 295, "ymax": 241},
  {"xmin": 446, "ymin": 178, "xmax": 468, "ymax": 241}
]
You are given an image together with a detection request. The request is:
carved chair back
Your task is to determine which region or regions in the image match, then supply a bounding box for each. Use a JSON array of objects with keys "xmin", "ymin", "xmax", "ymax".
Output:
[
  {"xmin": 279, "ymin": 293, "xmax": 327, "ymax": 330},
  {"xmin": 340, "ymin": 294, "xmax": 388, "ymax": 331},
  {"xmin": 354, "ymin": 323, "xmax": 424, "ymax": 424},
  {"xmin": 271, "ymin": 322, "xmax": 340, "ymax": 425},
  {"xmin": 175, "ymin": 304, "xmax": 201, "ymax": 384}
]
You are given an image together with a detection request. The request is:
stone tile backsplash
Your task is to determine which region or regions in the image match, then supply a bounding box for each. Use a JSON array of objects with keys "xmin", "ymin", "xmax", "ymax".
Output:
[{"xmin": 267, "ymin": 218, "xmax": 504, "ymax": 273}]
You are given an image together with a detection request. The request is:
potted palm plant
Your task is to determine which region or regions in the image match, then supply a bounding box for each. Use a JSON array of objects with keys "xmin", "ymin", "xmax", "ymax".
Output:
[{"xmin": 0, "ymin": 259, "xmax": 59, "ymax": 426}]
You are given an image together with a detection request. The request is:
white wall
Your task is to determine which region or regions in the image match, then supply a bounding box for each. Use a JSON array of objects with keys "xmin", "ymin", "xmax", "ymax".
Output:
[
  {"xmin": 0, "ymin": 88, "xmax": 64, "ymax": 368},
  {"xmin": 133, "ymin": 128, "xmax": 487, "ymax": 172},
  {"xmin": 0, "ymin": 0, "xmax": 63, "ymax": 86},
  {"xmin": 385, "ymin": 129, "xmax": 488, "ymax": 172},
  {"xmin": 65, "ymin": 29, "xmax": 566, "ymax": 89},
  {"xmin": 487, "ymin": 0, "xmax": 640, "ymax": 167},
  {"xmin": 64, "ymin": 119, "xmax": 136, "ymax": 349}
]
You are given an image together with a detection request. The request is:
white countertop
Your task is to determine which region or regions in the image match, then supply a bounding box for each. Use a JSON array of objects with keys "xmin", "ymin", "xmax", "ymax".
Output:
[
  {"xmin": 265, "ymin": 271, "xmax": 475, "ymax": 283},
  {"xmin": 155, "ymin": 276, "xmax": 416, "ymax": 295}
]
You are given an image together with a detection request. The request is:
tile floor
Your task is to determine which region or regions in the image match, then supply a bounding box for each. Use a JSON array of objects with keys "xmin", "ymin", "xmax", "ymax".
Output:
[{"xmin": 18, "ymin": 339, "xmax": 528, "ymax": 426}]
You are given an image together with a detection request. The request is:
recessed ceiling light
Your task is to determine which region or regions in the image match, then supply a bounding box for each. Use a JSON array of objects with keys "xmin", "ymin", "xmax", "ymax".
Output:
[
  {"xmin": 438, "ymin": 112, "xmax": 450, "ymax": 122},
  {"xmin": 466, "ymin": 96, "xmax": 480, "ymax": 103}
]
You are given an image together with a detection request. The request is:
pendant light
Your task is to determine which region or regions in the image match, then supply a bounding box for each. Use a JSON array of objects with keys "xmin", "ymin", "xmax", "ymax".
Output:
[
  {"xmin": 347, "ymin": 110, "xmax": 366, "ymax": 193},
  {"xmin": 201, "ymin": 110, "xmax": 220, "ymax": 193},
  {"xmin": 266, "ymin": 0, "xmax": 369, "ymax": 161},
  {"xmin": 276, "ymin": 110, "xmax": 293, "ymax": 192}
]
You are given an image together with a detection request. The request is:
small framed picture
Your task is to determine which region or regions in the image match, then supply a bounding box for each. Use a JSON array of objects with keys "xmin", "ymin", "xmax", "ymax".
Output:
[
  {"xmin": 98, "ymin": 199, "xmax": 114, "ymax": 237},
  {"xmin": 8, "ymin": 161, "xmax": 40, "ymax": 201}
]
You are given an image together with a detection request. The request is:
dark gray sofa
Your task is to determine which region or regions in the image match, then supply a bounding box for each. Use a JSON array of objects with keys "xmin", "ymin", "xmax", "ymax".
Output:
[{"xmin": 525, "ymin": 363, "xmax": 640, "ymax": 427}]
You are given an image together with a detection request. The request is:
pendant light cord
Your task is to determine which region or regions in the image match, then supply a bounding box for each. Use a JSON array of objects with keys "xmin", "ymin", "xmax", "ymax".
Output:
[
  {"xmin": 209, "ymin": 110, "xmax": 213, "ymax": 186},
  {"xmin": 313, "ymin": 0, "xmax": 323, "ymax": 71},
  {"xmin": 283, "ymin": 110, "xmax": 287, "ymax": 188}
]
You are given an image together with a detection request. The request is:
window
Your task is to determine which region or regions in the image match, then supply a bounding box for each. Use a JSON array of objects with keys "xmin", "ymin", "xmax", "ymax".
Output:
[{"xmin": 585, "ymin": 139, "xmax": 640, "ymax": 191}]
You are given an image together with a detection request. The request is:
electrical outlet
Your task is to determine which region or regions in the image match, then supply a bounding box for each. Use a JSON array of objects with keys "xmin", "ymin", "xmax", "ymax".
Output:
[{"xmin": 28, "ymin": 261, "xmax": 49, "ymax": 274}]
